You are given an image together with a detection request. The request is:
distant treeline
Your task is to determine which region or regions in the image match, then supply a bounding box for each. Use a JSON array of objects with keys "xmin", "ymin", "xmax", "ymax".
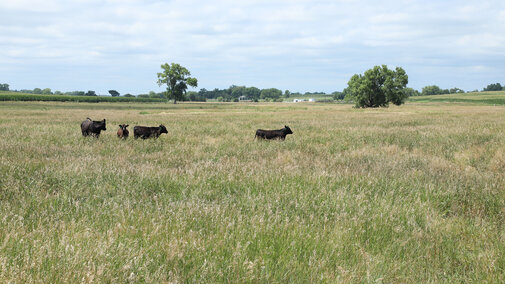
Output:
[
  {"xmin": 1, "ymin": 82, "xmax": 504, "ymax": 103},
  {"xmin": 406, "ymin": 83, "xmax": 504, "ymax": 96}
]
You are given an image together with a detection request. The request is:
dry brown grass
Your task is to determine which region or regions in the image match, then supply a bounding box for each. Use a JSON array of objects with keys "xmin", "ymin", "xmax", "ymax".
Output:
[{"xmin": 0, "ymin": 101, "xmax": 504, "ymax": 282}]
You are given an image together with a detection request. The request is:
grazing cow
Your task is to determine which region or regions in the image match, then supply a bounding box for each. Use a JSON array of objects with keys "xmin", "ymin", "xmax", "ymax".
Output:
[
  {"xmin": 117, "ymin": 124, "xmax": 129, "ymax": 139},
  {"xmin": 255, "ymin": 125, "xmax": 293, "ymax": 140},
  {"xmin": 81, "ymin": 118, "xmax": 106, "ymax": 138},
  {"xmin": 133, "ymin": 125, "xmax": 168, "ymax": 139}
]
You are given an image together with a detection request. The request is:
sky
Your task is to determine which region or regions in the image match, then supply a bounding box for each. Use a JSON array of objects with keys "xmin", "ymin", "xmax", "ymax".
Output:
[{"xmin": 1, "ymin": 0, "xmax": 505, "ymax": 95}]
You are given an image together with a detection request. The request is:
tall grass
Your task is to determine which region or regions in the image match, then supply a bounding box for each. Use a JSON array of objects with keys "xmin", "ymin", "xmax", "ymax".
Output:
[{"xmin": 0, "ymin": 101, "xmax": 504, "ymax": 282}]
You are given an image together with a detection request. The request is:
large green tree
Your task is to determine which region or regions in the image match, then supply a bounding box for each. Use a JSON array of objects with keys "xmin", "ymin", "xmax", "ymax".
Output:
[
  {"xmin": 157, "ymin": 63, "xmax": 198, "ymax": 104},
  {"xmin": 347, "ymin": 65, "xmax": 408, "ymax": 108}
]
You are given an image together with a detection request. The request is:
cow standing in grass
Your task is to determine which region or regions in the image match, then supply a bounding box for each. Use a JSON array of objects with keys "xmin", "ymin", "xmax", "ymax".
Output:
[
  {"xmin": 81, "ymin": 118, "xmax": 106, "ymax": 138},
  {"xmin": 255, "ymin": 125, "xmax": 293, "ymax": 140},
  {"xmin": 134, "ymin": 125, "xmax": 168, "ymax": 139},
  {"xmin": 117, "ymin": 124, "xmax": 129, "ymax": 139}
]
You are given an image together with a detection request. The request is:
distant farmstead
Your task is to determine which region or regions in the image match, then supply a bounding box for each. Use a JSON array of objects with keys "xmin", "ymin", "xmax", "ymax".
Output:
[
  {"xmin": 293, "ymin": 98, "xmax": 315, "ymax": 103},
  {"xmin": 239, "ymin": 96, "xmax": 251, "ymax": 102}
]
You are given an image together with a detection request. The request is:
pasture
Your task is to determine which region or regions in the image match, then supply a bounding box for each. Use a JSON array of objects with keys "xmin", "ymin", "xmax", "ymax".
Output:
[{"xmin": 0, "ymin": 100, "xmax": 504, "ymax": 282}]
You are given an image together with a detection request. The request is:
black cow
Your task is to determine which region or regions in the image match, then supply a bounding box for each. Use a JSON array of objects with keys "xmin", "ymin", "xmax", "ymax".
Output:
[
  {"xmin": 255, "ymin": 125, "xmax": 293, "ymax": 140},
  {"xmin": 134, "ymin": 125, "xmax": 168, "ymax": 139},
  {"xmin": 81, "ymin": 118, "xmax": 106, "ymax": 137}
]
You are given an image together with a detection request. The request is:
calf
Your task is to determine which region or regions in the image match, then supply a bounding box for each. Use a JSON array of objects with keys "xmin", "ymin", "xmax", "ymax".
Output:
[
  {"xmin": 81, "ymin": 118, "xmax": 106, "ymax": 138},
  {"xmin": 255, "ymin": 125, "xmax": 293, "ymax": 140},
  {"xmin": 134, "ymin": 125, "xmax": 168, "ymax": 139},
  {"xmin": 117, "ymin": 124, "xmax": 129, "ymax": 139}
]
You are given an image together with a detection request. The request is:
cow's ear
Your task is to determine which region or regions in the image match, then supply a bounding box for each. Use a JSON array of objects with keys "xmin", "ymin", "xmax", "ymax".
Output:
[
  {"xmin": 103, "ymin": 119, "xmax": 106, "ymax": 122},
  {"xmin": 125, "ymin": 124, "xmax": 129, "ymax": 128},
  {"xmin": 119, "ymin": 124, "xmax": 122, "ymax": 127},
  {"xmin": 285, "ymin": 125, "xmax": 288, "ymax": 128}
]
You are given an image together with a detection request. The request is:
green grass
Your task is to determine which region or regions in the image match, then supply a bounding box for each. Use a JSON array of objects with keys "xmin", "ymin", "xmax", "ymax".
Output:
[
  {"xmin": 408, "ymin": 91, "xmax": 505, "ymax": 105},
  {"xmin": 0, "ymin": 101, "xmax": 505, "ymax": 282}
]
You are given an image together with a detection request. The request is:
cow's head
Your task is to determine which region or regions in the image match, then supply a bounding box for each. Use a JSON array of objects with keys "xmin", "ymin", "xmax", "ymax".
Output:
[
  {"xmin": 284, "ymin": 125, "xmax": 293, "ymax": 134},
  {"xmin": 97, "ymin": 119, "xmax": 106, "ymax": 131},
  {"xmin": 159, "ymin": 124, "xmax": 168, "ymax": 134},
  {"xmin": 118, "ymin": 124, "xmax": 129, "ymax": 131}
]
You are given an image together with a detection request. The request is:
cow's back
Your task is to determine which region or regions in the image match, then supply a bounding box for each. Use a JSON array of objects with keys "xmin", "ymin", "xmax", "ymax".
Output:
[
  {"xmin": 134, "ymin": 126, "xmax": 151, "ymax": 138},
  {"xmin": 81, "ymin": 118, "xmax": 92, "ymax": 135}
]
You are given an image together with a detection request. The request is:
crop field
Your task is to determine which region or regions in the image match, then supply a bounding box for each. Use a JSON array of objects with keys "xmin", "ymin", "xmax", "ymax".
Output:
[
  {"xmin": 0, "ymin": 91, "xmax": 164, "ymax": 103},
  {"xmin": 408, "ymin": 91, "xmax": 505, "ymax": 105},
  {"xmin": 1, "ymin": 100, "xmax": 505, "ymax": 282}
]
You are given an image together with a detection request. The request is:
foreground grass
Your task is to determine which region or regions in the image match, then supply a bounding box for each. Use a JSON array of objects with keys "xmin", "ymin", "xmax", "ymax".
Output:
[{"xmin": 0, "ymin": 101, "xmax": 504, "ymax": 282}]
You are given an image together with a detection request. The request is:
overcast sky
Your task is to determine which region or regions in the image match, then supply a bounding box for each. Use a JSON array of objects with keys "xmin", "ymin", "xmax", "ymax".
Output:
[{"xmin": 1, "ymin": 0, "xmax": 505, "ymax": 95}]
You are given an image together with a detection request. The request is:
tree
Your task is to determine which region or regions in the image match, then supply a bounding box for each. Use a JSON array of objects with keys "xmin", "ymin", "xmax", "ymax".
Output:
[
  {"xmin": 42, "ymin": 88, "xmax": 52, "ymax": 95},
  {"xmin": 124, "ymin": 93, "xmax": 134, "ymax": 97},
  {"xmin": 403, "ymin": 87, "xmax": 420, "ymax": 97},
  {"xmin": 157, "ymin": 63, "xmax": 198, "ymax": 104},
  {"xmin": 33, "ymin": 88, "xmax": 42, "ymax": 94},
  {"xmin": 284, "ymin": 90, "xmax": 291, "ymax": 98},
  {"xmin": 244, "ymin": 87, "xmax": 261, "ymax": 101},
  {"xmin": 483, "ymin": 83, "xmax": 503, "ymax": 92},
  {"xmin": 421, "ymin": 85, "xmax": 448, "ymax": 96},
  {"xmin": 332, "ymin": 91, "xmax": 344, "ymax": 100},
  {"xmin": 347, "ymin": 65, "xmax": 408, "ymax": 108},
  {"xmin": 85, "ymin": 90, "xmax": 96, "ymax": 96},
  {"xmin": 0, "ymin": 83, "xmax": 9, "ymax": 91},
  {"xmin": 449, "ymin": 88, "xmax": 465, "ymax": 94},
  {"xmin": 109, "ymin": 90, "xmax": 120, "ymax": 97},
  {"xmin": 231, "ymin": 86, "xmax": 246, "ymax": 99},
  {"xmin": 260, "ymin": 88, "xmax": 282, "ymax": 100}
]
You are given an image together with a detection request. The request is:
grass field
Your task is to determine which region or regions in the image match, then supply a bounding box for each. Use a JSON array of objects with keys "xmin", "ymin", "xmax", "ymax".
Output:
[
  {"xmin": 1, "ymin": 100, "xmax": 505, "ymax": 282},
  {"xmin": 408, "ymin": 90, "xmax": 505, "ymax": 105}
]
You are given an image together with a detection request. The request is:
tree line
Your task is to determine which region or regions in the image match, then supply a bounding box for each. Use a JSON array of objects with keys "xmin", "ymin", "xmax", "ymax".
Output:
[{"xmin": 1, "ymin": 74, "xmax": 504, "ymax": 105}]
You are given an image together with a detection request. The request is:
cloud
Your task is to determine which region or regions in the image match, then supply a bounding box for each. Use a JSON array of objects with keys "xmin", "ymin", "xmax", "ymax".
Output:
[{"xmin": 1, "ymin": 0, "xmax": 505, "ymax": 93}]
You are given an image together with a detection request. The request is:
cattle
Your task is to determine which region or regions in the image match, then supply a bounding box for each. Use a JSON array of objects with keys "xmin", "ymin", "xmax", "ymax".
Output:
[
  {"xmin": 133, "ymin": 125, "xmax": 168, "ymax": 139},
  {"xmin": 255, "ymin": 125, "xmax": 293, "ymax": 140},
  {"xmin": 117, "ymin": 124, "xmax": 129, "ymax": 139},
  {"xmin": 81, "ymin": 118, "xmax": 106, "ymax": 138}
]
